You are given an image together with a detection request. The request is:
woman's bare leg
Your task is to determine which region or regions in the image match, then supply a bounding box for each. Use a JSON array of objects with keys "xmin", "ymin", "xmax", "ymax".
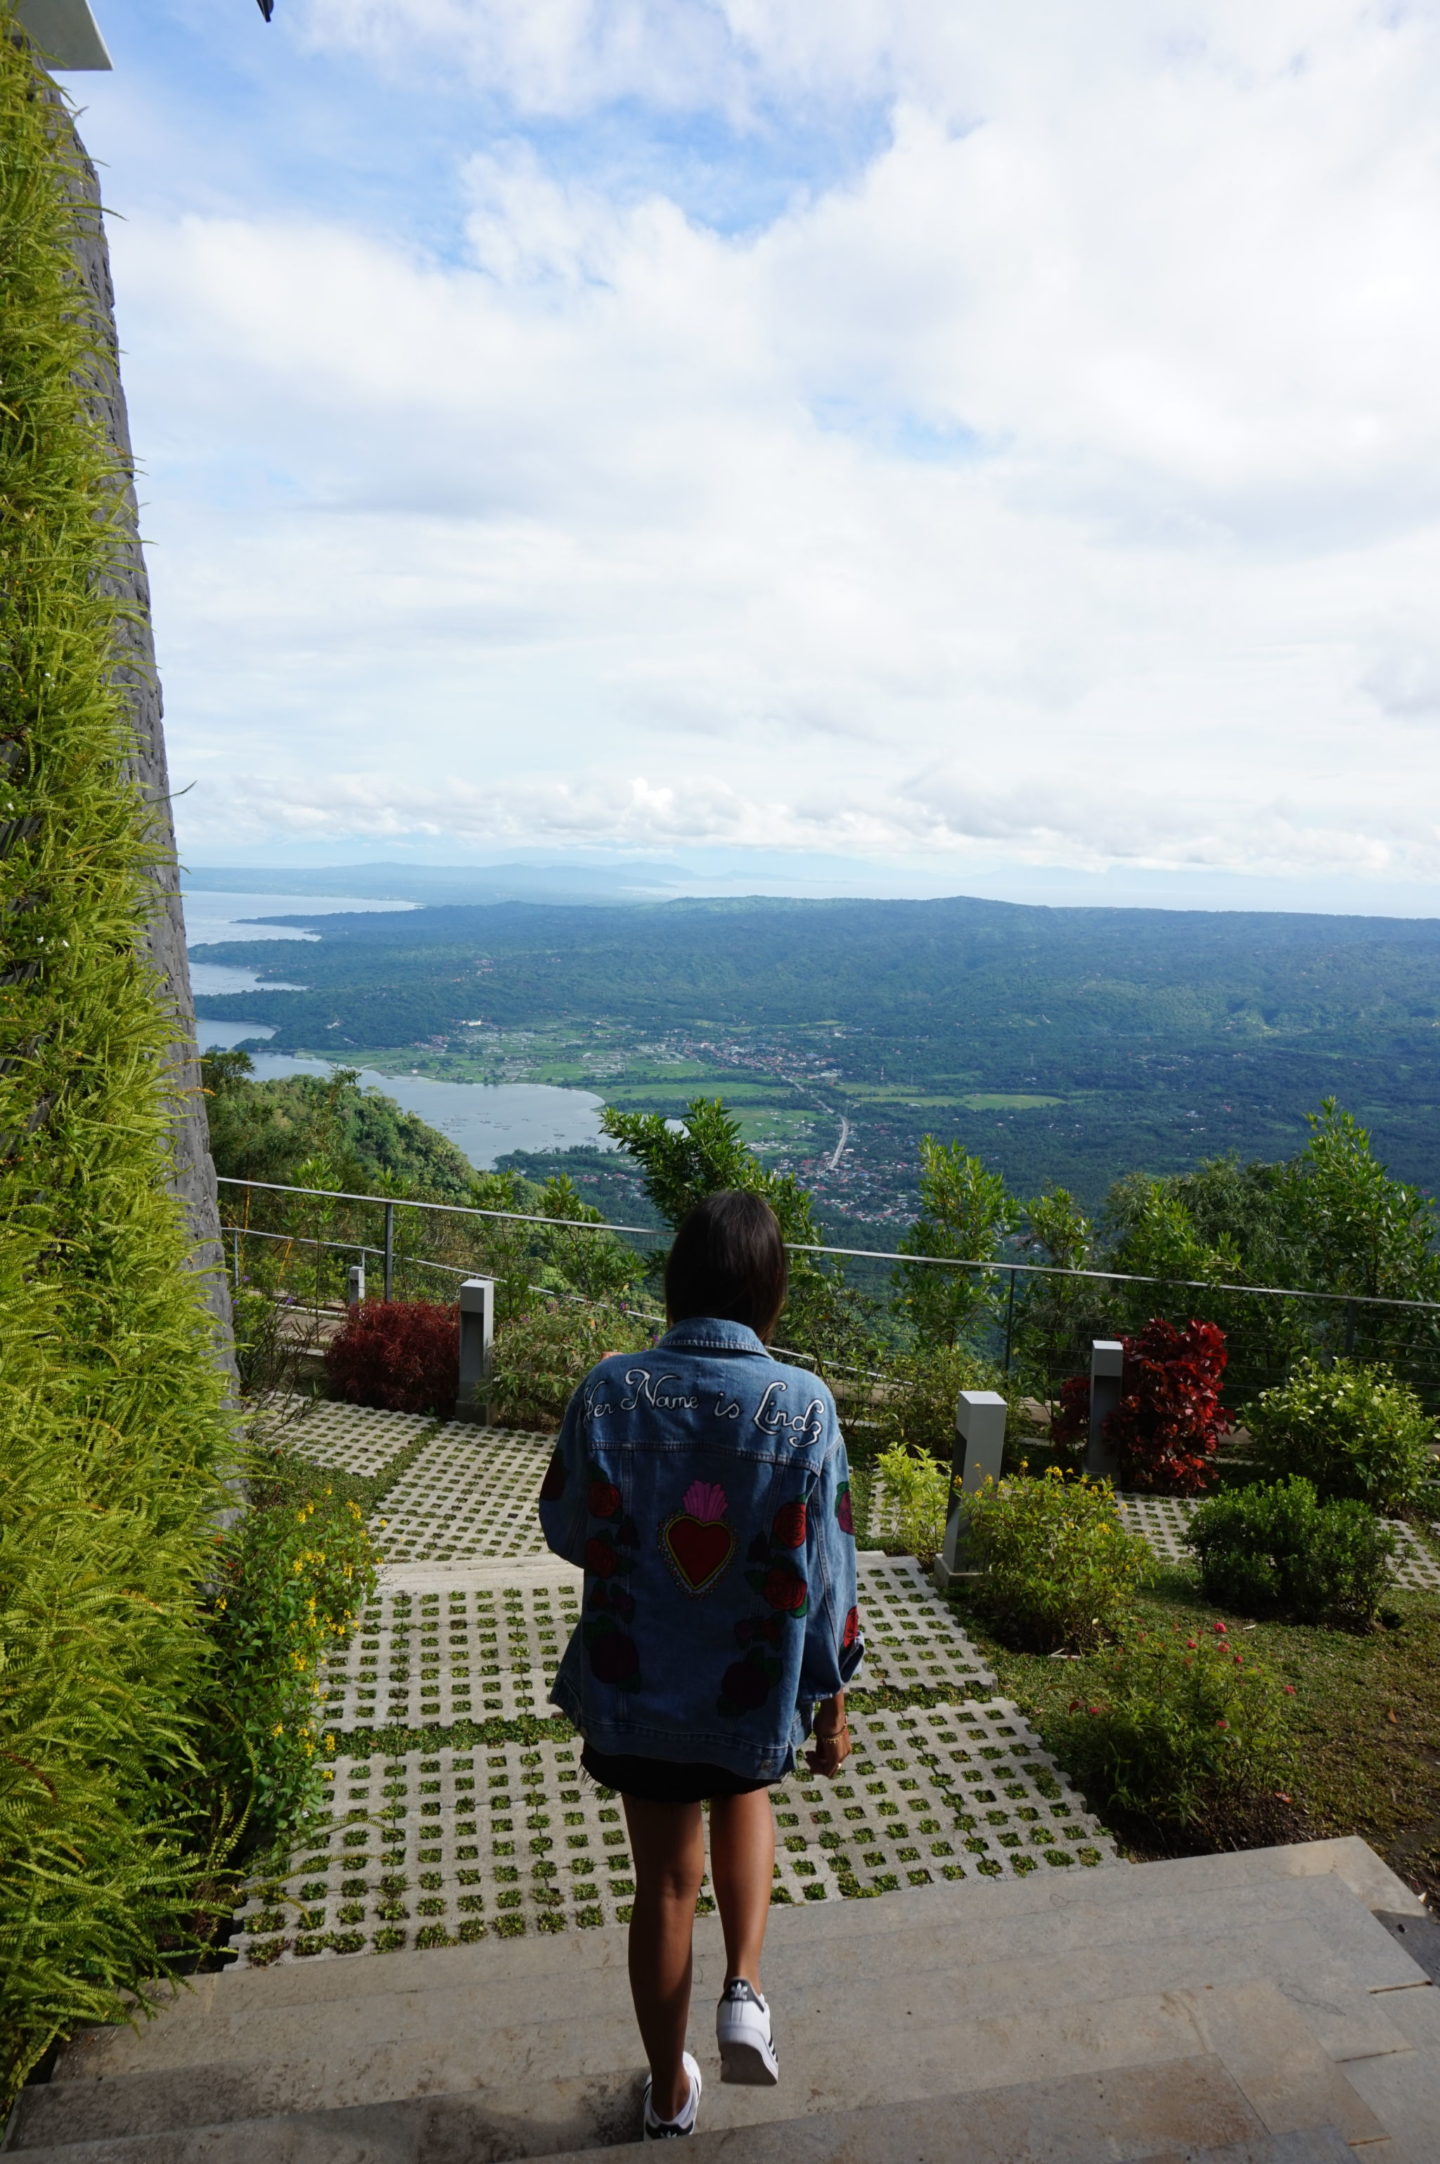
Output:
[
  {"xmin": 622, "ymin": 1795, "xmax": 706, "ymax": 2120},
  {"xmin": 707, "ymin": 1788, "xmax": 775, "ymax": 1993}
]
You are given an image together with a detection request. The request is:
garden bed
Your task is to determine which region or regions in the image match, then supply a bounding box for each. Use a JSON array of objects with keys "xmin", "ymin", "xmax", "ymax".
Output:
[{"xmin": 950, "ymin": 1566, "xmax": 1440, "ymax": 1904}]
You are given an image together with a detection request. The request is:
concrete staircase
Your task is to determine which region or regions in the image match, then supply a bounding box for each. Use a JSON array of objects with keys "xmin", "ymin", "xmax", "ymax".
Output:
[{"xmin": 8, "ymin": 1837, "xmax": 1440, "ymax": 2162}]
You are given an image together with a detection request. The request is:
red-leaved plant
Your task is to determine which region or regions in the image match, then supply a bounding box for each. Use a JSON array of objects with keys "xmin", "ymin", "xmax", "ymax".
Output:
[
  {"xmin": 325, "ymin": 1298, "xmax": 459, "ymax": 1416},
  {"xmin": 1051, "ymin": 1318, "xmax": 1232, "ymax": 1495}
]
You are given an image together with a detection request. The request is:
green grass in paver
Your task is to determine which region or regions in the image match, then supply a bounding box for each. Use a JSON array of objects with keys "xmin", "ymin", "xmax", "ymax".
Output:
[
  {"xmin": 369, "ymin": 1425, "xmax": 554, "ymax": 1562},
  {"xmin": 318, "ymin": 1561, "xmax": 995, "ymax": 1737},
  {"xmin": 229, "ymin": 1702, "xmax": 1119, "ymax": 1965},
  {"xmin": 227, "ymin": 1425, "xmax": 1123, "ymax": 1966},
  {"xmin": 264, "ymin": 1400, "xmax": 439, "ymax": 1481},
  {"xmin": 321, "ymin": 1579, "xmax": 584, "ymax": 1731},
  {"xmin": 954, "ymin": 1566, "xmax": 1440, "ymax": 1903}
]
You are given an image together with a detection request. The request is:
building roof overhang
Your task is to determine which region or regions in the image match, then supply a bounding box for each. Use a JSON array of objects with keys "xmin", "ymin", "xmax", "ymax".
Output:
[{"xmin": 13, "ymin": 0, "xmax": 111, "ymax": 71}]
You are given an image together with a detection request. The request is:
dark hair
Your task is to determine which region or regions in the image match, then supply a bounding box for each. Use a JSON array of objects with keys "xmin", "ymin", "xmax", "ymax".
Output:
[{"xmin": 664, "ymin": 1190, "xmax": 788, "ymax": 1338}]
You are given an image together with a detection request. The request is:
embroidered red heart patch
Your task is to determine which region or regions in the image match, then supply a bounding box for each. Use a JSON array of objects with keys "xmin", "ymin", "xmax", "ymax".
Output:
[
  {"xmin": 662, "ymin": 1514, "xmax": 735, "ymax": 1594},
  {"xmin": 661, "ymin": 1480, "xmax": 736, "ymax": 1594}
]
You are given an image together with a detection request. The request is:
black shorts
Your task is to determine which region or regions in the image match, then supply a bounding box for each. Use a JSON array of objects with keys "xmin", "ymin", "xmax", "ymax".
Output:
[{"xmin": 581, "ymin": 1745, "xmax": 772, "ymax": 1805}]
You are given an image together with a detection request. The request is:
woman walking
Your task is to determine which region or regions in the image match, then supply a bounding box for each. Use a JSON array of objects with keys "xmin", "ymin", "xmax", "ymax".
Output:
[{"xmin": 539, "ymin": 1190, "xmax": 863, "ymax": 2141}]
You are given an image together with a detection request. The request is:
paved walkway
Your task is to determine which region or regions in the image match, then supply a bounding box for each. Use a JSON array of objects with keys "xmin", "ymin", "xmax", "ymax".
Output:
[{"xmin": 232, "ymin": 1405, "xmax": 1119, "ymax": 1967}]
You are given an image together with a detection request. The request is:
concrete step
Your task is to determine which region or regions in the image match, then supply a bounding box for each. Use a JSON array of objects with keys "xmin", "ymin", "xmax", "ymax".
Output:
[
  {"xmin": 11, "ymin": 1903, "xmax": 1434, "ymax": 2155},
  {"xmin": 61, "ymin": 1833, "xmax": 1429, "ymax": 2035},
  {"xmin": 11, "ymin": 1840, "xmax": 1436, "ymax": 2161},
  {"xmin": 41, "ymin": 1842, "xmax": 1430, "ymax": 2089},
  {"xmin": 30, "ymin": 1873, "xmax": 1424, "ymax": 2112},
  {"xmin": 14, "ymin": 1911, "xmax": 1409, "ymax": 2145},
  {"xmin": 1, "ymin": 2053, "xmax": 1359, "ymax": 2163}
]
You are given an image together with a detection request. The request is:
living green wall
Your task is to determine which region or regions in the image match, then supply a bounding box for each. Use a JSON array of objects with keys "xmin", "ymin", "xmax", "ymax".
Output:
[{"xmin": 0, "ymin": 12, "xmax": 232, "ymax": 2097}]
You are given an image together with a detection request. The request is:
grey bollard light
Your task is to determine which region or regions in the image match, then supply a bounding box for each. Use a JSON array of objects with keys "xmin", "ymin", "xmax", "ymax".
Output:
[
  {"xmin": 457, "ymin": 1276, "xmax": 496, "ymax": 1423},
  {"xmin": 938, "ymin": 1389, "xmax": 1007, "ymax": 1587},
  {"xmin": 1086, "ymin": 1340, "xmax": 1125, "ymax": 1479},
  {"xmin": 346, "ymin": 1261, "xmax": 366, "ymax": 1307}
]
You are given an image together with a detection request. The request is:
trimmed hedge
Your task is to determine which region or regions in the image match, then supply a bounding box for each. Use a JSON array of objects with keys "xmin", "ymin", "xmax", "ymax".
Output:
[
  {"xmin": 1186, "ymin": 1476, "xmax": 1398, "ymax": 1631},
  {"xmin": 1, "ymin": 18, "xmax": 231, "ymax": 2100}
]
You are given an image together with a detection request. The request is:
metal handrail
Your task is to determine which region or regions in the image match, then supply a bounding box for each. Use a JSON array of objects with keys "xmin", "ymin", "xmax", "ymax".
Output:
[
  {"xmin": 216, "ymin": 1173, "xmax": 1440, "ymax": 1317},
  {"xmin": 216, "ymin": 1174, "xmax": 663, "ymax": 1238}
]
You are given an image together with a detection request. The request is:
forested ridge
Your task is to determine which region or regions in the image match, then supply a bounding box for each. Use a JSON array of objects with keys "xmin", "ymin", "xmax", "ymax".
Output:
[{"xmin": 194, "ymin": 893, "xmax": 1440, "ymax": 1041}]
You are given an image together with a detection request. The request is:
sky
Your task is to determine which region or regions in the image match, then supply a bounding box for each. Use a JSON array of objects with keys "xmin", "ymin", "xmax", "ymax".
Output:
[{"xmin": 62, "ymin": 1, "xmax": 1440, "ymax": 910}]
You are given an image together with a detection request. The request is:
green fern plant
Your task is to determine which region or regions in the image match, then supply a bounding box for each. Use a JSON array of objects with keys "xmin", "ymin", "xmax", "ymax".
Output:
[{"xmin": 0, "ymin": 17, "xmax": 233, "ymax": 2100}]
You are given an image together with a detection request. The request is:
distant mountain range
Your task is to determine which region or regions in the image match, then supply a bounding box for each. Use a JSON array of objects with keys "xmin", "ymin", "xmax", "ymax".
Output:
[{"xmin": 184, "ymin": 861, "xmax": 688, "ymax": 906}]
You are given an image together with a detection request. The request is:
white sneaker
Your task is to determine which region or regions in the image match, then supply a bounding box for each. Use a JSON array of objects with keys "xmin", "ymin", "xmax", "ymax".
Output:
[
  {"xmin": 642, "ymin": 2051, "xmax": 702, "ymax": 2141},
  {"xmin": 716, "ymin": 1977, "xmax": 779, "ymax": 2085}
]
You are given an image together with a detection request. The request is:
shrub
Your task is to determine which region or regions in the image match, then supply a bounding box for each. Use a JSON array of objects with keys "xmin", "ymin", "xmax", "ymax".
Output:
[
  {"xmin": 873, "ymin": 1342, "xmax": 1006, "ymax": 1463},
  {"xmin": 873, "ymin": 1444, "xmax": 951, "ymax": 1563},
  {"xmin": 1185, "ymin": 1476, "xmax": 1397, "ymax": 1631},
  {"xmin": 1054, "ymin": 1319, "xmax": 1231, "ymax": 1494},
  {"xmin": 207, "ymin": 1450, "xmax": 379, "ymax": 1849},
  {"xmin": 489, "ymin": 1300, "xmax": 653, "ymax": 1430},
  {"xmin": 964, "ymin": 1469, "xmax": 1153, "ymax": 1652},
  {"xmin": 233, "ymin": 1282, "xmax": 311, "ymax": 1402},
  {"xmin": 325, "ymin": 1299, "xmax": 460, "ymax": 1415},
  {"xmin": 1243, "ymin": 1357, "xmax": 1435, "ymax": 1514},
  {"xmin": 1048, "ymin": 1622, "xmax": 1297, "ymax": 1835}
]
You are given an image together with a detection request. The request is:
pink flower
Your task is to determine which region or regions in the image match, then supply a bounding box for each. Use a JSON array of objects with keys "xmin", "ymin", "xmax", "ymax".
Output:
[
  {"xmin": 1283, "ymin": 1684, "xmax": 1296, "ymax": 1695},
  {"xmin": 1215, "ymin": 1718, "xmax": 1228, "ymax": 1730},
  {"xmin": 1212, "ymin": 1621, "xmax": 1227, "ymax": 1635},
  {"xmin": 1185, "ymin": 1639, "xmax": 1197, "ymax": 1649}
]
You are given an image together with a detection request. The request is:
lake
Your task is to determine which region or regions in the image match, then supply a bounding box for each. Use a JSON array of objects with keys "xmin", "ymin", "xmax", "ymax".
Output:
[
  {"xmin": 184, "ymin": 888, "xmax": 412, "ymax": 996},
  {"xmin": 186, "ymin": 885, "xmax": 612, "ymax": 1167}
]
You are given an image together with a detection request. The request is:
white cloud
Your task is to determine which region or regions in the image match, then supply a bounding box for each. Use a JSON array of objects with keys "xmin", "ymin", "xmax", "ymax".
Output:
[{"xmin": 75, "ymin": 2, "xmax": 1440, "ymax": 890}]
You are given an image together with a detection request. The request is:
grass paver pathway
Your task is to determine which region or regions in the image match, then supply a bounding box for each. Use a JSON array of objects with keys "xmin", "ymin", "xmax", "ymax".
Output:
[{"xmin": 231, "ymin": 1403, "xmax": 1119, "ymax": 1967}]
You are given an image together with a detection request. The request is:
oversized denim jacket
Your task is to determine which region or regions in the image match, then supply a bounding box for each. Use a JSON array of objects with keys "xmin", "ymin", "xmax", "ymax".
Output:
[{"xmin": 538, "ymin": 1318, "xmax": 864, "ymax": 1782}]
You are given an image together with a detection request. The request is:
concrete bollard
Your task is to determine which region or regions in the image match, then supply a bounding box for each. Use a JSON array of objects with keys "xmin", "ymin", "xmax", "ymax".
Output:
[
  {"xmin": 456, "ymin": 1276, "xmax": 496, "ymax": 1423},
  {"xmin": 1085, "ymin": 1339, "xmax": 1125, "ymax": 1480},
  {"xmin": 346, "ymin": 1261, "xmax": 366, "ymax": 1308},
  {"xmin": 936, "ymin": 1389, "xmax": 1007, "ymax": 1590}
]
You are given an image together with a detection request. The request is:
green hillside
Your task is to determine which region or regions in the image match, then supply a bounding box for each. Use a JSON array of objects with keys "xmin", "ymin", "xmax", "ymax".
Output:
[{"xmin": 191, "ymin": 895, "xmax": 1440, "ymax": 1222}]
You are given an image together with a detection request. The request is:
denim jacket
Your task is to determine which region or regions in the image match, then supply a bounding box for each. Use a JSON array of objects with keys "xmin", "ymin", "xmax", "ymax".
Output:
[{"xmin": 538, "ymin": 1318, "xmax": 864, "ymax": 1781}]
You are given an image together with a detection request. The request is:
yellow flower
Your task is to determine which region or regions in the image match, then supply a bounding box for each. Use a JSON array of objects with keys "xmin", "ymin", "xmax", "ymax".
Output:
[{"xmin": 271, "ymin": 1722, "xmax": 284, "ymax": 1737}]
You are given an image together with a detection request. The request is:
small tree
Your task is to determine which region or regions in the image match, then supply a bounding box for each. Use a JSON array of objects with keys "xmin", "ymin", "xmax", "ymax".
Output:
[
  {"xmin": 1012, "ymin": 1186, "xmax": 1114, "ymax": 1406},
  {"xmin": 898, "ymin": 1138, "xmax": 1015, "ymax": 1348},
  {"xmin": 600, "ymin": 1097, "xmax": 872, "ymax": 1374},
  {"xmin": 534, "ymin": 1173, "xmax": 645, "ymax": 1306},
  {"xmin": 1281, "ymin": 1101, "xmax": 1440, "ymax": 1366},
  {"xmin": 599, "ymin": 1097, "xmax": 817, "ymax": 1242}
]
